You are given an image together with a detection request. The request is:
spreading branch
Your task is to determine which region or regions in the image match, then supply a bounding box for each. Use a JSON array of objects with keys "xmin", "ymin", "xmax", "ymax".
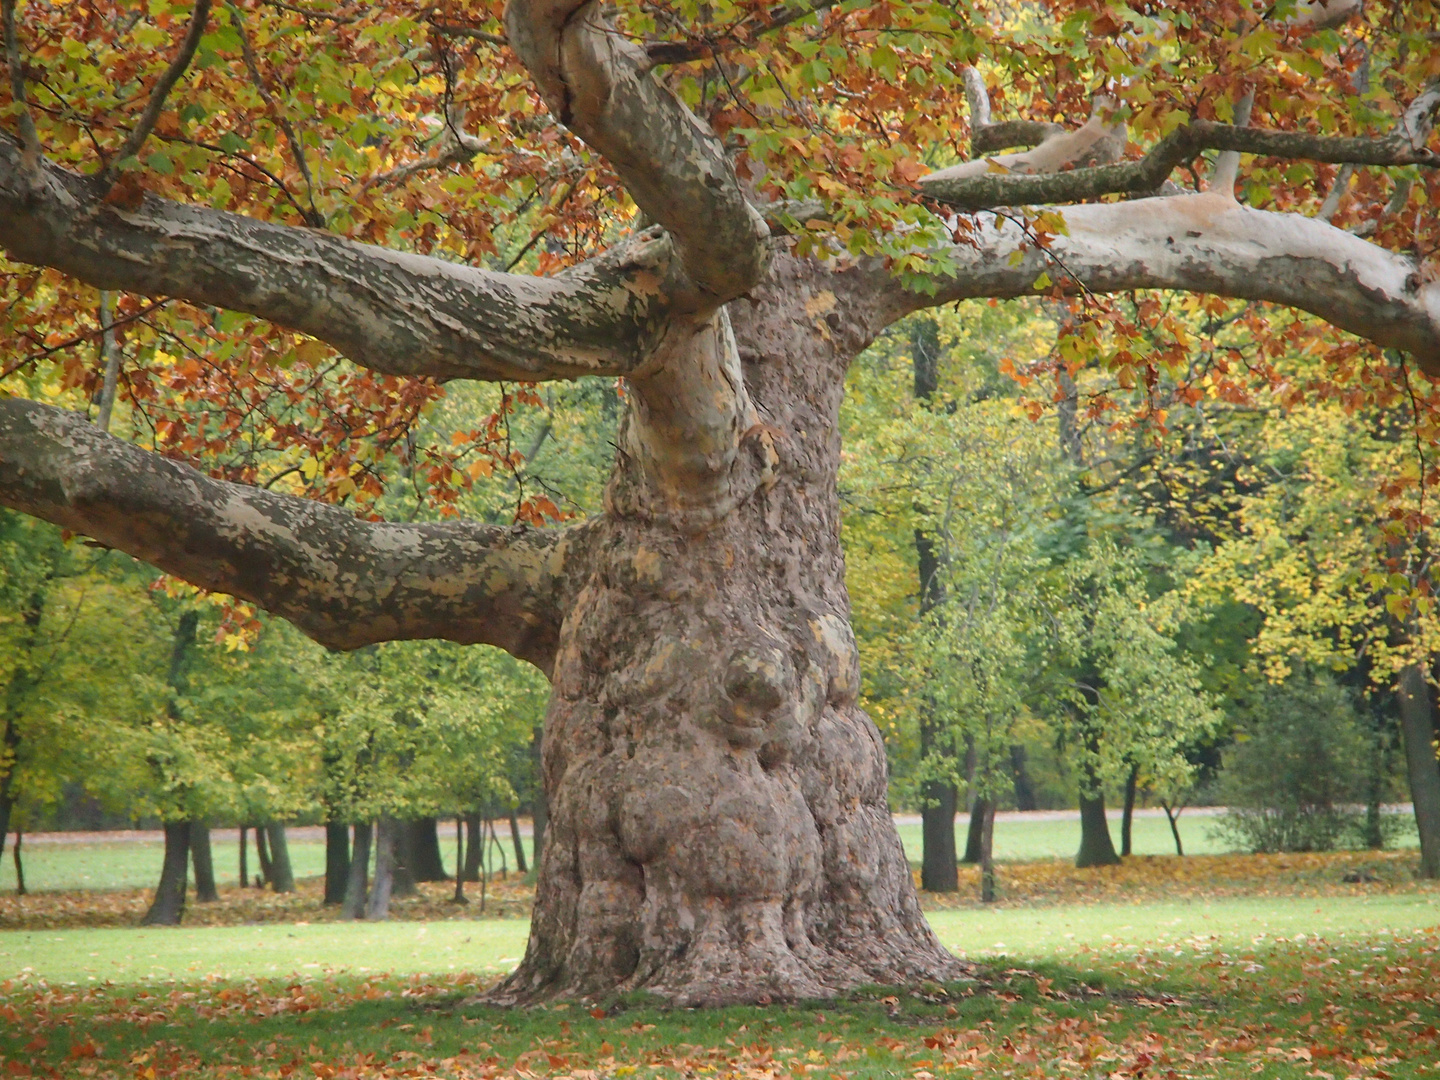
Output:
[
  {"xmin": 921, "ymin": 120, "xmax": 1440, "ymax": 210},
  {"xmin": 878, "ymin": 194, "xmax": 1440, "ymax": 375},
  {"xmin": 0, "ymin": 140, "xmax": 681, "ymax": 383},
  {"xmin": 504, "ymin": 0, "xmax": 768, "ymax": 307},
  {"xmin": 109, "ymin": 1, "xmax": 212, "ymax": 174},
  {"xmin": 0, "ymin": 397, "xmax": 592, "ymax": 670}
]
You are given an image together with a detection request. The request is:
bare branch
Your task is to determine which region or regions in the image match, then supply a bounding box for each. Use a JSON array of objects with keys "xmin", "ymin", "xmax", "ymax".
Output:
[
  {"xmin": 1209, "ymin": 87, "xmax": 1254, "ymax": 194},
  {"xmin": 505, "ymin": 0, "xmax": 768, "ymax": 307},
  {"xmin": 878, "ymin": 193, "xmax": 1440, "ymax": 375},
  {"xmin": 962, "ymin": 67, "xmax": 1065, "ymax": 155},
  {"xmin": 0, "ymin": 140, "xmax": 682, "ymax": 383},
  {"xmin": 225, "ymin": 1, "xmax": 322, "ymax": 226},
  {"xmin": 0, "ymin": 397, "xmax": 592, "ymax": 671},
  {"xmin": 921, "ymin": 120, "xmax": 1440, "ymax": 210},
  {"xmin": 110, "ymin": 1, "xmax": 212, "ymax": 173}
]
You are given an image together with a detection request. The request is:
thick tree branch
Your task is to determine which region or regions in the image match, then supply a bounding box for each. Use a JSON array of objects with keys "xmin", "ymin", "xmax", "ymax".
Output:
[
  {"xmin": 921, "ymin": 121, "xmax": 1440, "ymax": 210},
  {"xmin": 962, "ymin": 67, "xmax": 1065, "ymax": 156},
  {"xmin": 0, "ymin": 397, "xmax": 591, "ymax": 670},
  {"xmin": 109, "ymin": 1, "xmax": 212, "ymax": 175},
  {"xmin": 877, "ymin": 194, "xmax": 1440, "ymax": 375},
  {"xmin": 0, "ymin": 141, "xmax": 680, "ymax": 382},
  {"xmin": 504, "ymin": 0, "xmax": 768, "ymax": 307}
]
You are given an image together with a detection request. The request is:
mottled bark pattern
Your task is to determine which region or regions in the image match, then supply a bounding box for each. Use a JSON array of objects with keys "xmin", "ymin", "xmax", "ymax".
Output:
[{"xmin": 494, "ymin": 255, "xmax": 963, "ymax": 1005}]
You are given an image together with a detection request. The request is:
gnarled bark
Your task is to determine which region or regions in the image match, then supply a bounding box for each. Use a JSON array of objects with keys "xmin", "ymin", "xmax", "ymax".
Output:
[{"xmin": 491, "ymin": 253, "xmax": 963, "ymax": 1005}]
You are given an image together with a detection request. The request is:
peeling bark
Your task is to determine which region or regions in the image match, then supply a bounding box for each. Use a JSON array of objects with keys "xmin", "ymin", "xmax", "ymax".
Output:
[
  {"xmin": 0, "ymin": 397, "xmax": 591, "ymax": 666},
  {"xmin": 0, "ymin": 141, "xmax": 680, "ymax": 383},
  {"xmin": 884, "ymin": 196, "xmax": 1440, "ymax": 375}
]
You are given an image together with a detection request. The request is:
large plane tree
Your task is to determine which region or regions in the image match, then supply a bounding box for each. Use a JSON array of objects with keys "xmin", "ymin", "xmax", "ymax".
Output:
[{"xmin": 2, "ymin": 0, "xmax": 1439, "ymax": 1003}]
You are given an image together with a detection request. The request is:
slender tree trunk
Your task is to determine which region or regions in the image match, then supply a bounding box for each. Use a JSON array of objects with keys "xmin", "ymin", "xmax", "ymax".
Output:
[
  {"xmin": 341, "ymin": 822, "xmax": 372, "ymax": 919},
  {"xmin": 978, "ymin": 801, "xmax": 997, "ymax": 904},
  {"xmin": 402, "ymin": 817, "xmax": 448, "ymax": 881},
  {"xmin": 11, "ymin": 829, "xmax": 24, "ymax": 896},
  {"xmin": 509, "ymin": 807, "xmax": 528, "ymax": 874},
  {"xmin": 1397, "ymin": 664, "xmax": 1440, "ymax": 878},
  {"xmin": 390, "ymin": 822, "xmax": 419, "ymax": 899},
  {"xmin": 962, "ymin": 797, "xmax": 988, "ymax": 865},
  {"xmin": 1120, "ymin": 764, "xmax": 1139, "ymax": 858},
  {"xmin": 462, "ymin": 813, "xmax": 482, "ymax": 882},
  {"xmin": 1160, "ymin": 800, "xmax": 1185, "ymax": 856},
  {"xmin": 141, "ymin": 821, "xmax": 191, "ymax": 925},
  {"xmin": 1009, "ymin": 744, "xmax": 1038, "ymax": 811},
  {"xmin": 190, "ymin": 821, "xmax": 217, "ymax": 901},
  {"xmin": 1076, "ymin": 790, "xmax": 1121, "ymax": 868},
  {"xmin": 255, "ymin": 823, "xmax": 274, "ymax": 887},
  {"xmin": 529, "ymin": 725, "xmax": 546, "ymax": 872},
  {"xmin": 324, "ymin": 821, "xmax": 351, "ymax": 905},
  {"xmin": 265, "ymin": 824, "xmax": 295, "ymax": 893},
  {"xmin": 238, "ymin": 825, "xmax": 249, "ymax": 888},
  {"xmin": 452, "ymin": 816, "xmax": 467, "ymax": 903},
  {"xmin": 0, "ymin": 588, "xmax": 46, "ymax": 870},
  {"xmin": 366, "ymin": 817, "xmax": 395, "ymax": 920}
]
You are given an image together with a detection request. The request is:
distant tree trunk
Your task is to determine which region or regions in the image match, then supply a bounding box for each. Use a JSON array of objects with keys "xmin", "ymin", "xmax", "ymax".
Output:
[
  {"xmin": 1009, "ymin": 744, "xmax": 1038, "ymax": 811},
  {"xmin": 1160, "ymin": 800, "xmax": 1185, "ymax": 856},
  {"xmin": 1, "ymin": 587, "xmax": 47, "ymax": 872},
  {"xmin": 190, "ymin": 821, "xmax": 217, "ymax": 901},
  {"xmin": 390, "ymin": 823, "xmax": 419, "ymax": 899},
  {"xmin": 978, "ymin": 801, "xmax": 997, "ymax": 903},
  {"xmin": 402, "ymin": 817, "xmax": 448, "ymax": 881},
  {"xmin": 1397, "ymin": 664, "xmax": 1440, "ymax": 878},
  {"xmin": 142, "ymin": 820, "xmax": 191, "ymax": 925},
  {"xmin": 11, "ymin": 829, "xmax": 24, "ymax": 896},
  {"xmin": 462, "ymin": 813, "xmax": 482, "ymax": 882},
  {"xmin": 1120, "ymin": 764, "xmax": 1139, "ymax": 858},
  {"xmin": 1076, "ymin": 784, "xmax": 1121, "ymax": 868},
  {"xmin": 324, "ymin": 821, "xmax": 351, "ymax": 905},
  {"xmin": 452, "ymin": 817, "xmax": 467, "ymax": 903},
  {"xmin": 341, "ymin": 821, "xmax": 371, "ymax": 919},
  {"xmin": 366, "ymin": 817, "xmax": 395, "ymax": 920},
  {"xmin": 265, "ymin": 824, "xmax": 295, "ymax": 893},
  {"xmin": 1362, "ymin": 727, "xmax": 1389, "ymax": 850},
  {"xmin": 238, "ymin": 825, "xmax": 249, "ymax": 888},
  {"xmin": 961, "ymin": 797, "xmax": 988, "ymax": 865},
  {"xmin": 919, "ymin": 763, "xmax": 958, "ymax": 891},
  {"xmin": 529, "ymin": 726, "xmax": 546, "ymax": 870},
  {"xmin": 254, "ymin": 823, "xmax": 273, "ymax": 887},
  {"xmin": 509, "ymin": 808, "xmax": 528, "ymax": 874}
]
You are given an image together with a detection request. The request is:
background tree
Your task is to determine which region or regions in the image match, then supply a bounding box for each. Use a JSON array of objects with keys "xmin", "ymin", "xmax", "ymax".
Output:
[{"xmin": 4, "ymin": 0, "xmax": 1440, "ymax": 1003}]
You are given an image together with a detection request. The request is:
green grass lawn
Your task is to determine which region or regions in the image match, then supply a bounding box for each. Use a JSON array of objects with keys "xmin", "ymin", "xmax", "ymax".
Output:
[
  {"xmin": 3, "ymin": 894, "xmax": 1439, "ymax": 1079},
  {"xmin": 0, "ymin": 829, "xmax": 537, "ymax": 893},
  {"xmin": 5, "ymin": 815, "xmax": 1419, "ymax": 894},
  {"xmin": 4, "ymin": 894, "xmax": 1437, "ymax": 986},
  {"xmin": 894, "ymin": 811, "xmax": 1419, "ymax": 864}
]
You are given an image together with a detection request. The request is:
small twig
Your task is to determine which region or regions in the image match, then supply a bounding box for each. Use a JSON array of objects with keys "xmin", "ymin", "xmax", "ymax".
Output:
[
  {"xmin": 0, "ymin": 299, "xmax": 170, "ymax": 381},
  {"xmin": 226, "ymin": 2, "xmax": 323, "ymax": 226},
  {"xmin": 109, "ymin": 0, "xmax": 212, "ymax": 175}
]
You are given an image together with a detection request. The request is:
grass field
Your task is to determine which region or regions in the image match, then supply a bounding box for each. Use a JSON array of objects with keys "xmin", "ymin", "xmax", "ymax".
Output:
[
  {"xmin": 3, "ymin": 882, "xmax": 1438, "ymax": 1079},
  {"xmin": 3, "ymin": 812, "xmax": 1419, "ymax": 894},
  {"xmin": 3, "ymin": 893, "xmax": 1438, "ymax": 985}
]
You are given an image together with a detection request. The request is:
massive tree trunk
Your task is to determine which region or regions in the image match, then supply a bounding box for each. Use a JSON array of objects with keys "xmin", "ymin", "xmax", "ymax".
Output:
[
  {"xmin": 492, "ymin": 257, "xmax": 961, "ymax": 1006},
  {"xmin": 1397, "ymin": 664, "xmax": 1440, "ymax": 878}
]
